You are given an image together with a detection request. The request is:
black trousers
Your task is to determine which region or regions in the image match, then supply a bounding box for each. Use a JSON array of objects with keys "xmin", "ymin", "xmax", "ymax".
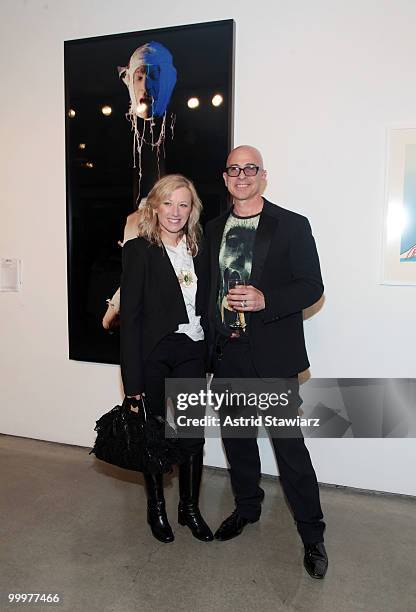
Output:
[
  {"xmin": 144, "ymin": 333, "xmax": 205, "ymax": 456},
  {"xmin": 214, "ymin": 338, "xmax": 325, "ymax": 544}
]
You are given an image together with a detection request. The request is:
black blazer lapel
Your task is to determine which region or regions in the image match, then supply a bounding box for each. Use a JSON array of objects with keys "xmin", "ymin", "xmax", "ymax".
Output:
[
  {"xmin": 150, "ymin": 244, "xmax": 188, "ymax": 324},
  {"xmin": 208, "ymin": 213, "xmax": 229, "ymax": 319},
  {"xmin": 193, "ymin": 247, "xmax": 204, "ymax": 278},
  {"xmin": 249, "ymin": 200, "xmax": 279, "ymax": 288},
  {"xmin": 209, "ymin": 214, "xmax": 229, "ymax": 278},
  {"xmin": 193, "ymin": 243, "xmax": 208, "ymax": 317}
]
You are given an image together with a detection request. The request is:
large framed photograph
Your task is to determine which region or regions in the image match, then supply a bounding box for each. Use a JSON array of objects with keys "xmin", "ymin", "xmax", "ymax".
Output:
[
  {"xmin": 381, "ymin": 127, "xmax": 416, "ymax": 285},
  {"xmin": 64, "ymin": 20, "xmax": 235, "ymax": 364}
]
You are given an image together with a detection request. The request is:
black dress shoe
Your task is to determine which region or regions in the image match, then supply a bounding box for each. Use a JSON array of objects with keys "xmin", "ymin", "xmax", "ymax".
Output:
[
  {"xmin": 214, "ymin": 510, "xmax": 258, "ymax": 541},
  {"xmin": 303, "ymin": 542, "xmax": 328, "ymax": 579}
]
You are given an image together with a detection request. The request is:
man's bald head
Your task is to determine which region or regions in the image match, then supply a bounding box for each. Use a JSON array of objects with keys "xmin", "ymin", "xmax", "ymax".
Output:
[{"xmin": 226, "ymin": 145, "xmax": 264, "ymax": 169}]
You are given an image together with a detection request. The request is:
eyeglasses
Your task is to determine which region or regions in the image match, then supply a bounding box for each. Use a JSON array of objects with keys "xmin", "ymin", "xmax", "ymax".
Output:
[{"xmin": 225, "ymin": 164, "xmax": 260, "ymax": 177}]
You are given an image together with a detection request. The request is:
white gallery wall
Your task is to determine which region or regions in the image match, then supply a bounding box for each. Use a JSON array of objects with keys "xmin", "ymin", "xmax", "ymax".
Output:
[{"xmin": 1, "ymin": 0, "xmax": 415, "ymax": 495}]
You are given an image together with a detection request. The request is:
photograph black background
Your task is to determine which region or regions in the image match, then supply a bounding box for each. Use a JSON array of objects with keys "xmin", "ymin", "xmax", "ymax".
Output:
[{"xmin": 65, "ymin": 20, "xmax": 234, "ymax": 364}]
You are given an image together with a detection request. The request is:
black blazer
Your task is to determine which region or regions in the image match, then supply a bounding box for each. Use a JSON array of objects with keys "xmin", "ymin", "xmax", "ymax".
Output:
[
  {"xmin": 204, "ymin": 199, "xmax": 324, "ymax": 377},
  {"xmin": 120, "ymin": 237, "xmax": 207, "ymax": 396}
]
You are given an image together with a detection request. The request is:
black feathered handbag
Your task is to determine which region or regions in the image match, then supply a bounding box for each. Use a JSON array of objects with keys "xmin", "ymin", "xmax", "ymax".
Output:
[{"xmin": 89, "ymin": 396, "xmax": 184, "ymax": 473}]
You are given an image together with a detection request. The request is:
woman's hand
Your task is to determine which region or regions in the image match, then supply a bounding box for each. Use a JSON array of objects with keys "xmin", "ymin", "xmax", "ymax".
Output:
[{"xmin": 126, "ymin": 394, "xmax": 142, "ymax": 412}]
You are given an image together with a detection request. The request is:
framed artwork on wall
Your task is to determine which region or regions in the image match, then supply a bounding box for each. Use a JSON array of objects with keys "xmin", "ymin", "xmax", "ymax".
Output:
[
  {"xmin": 381, "ymin": 127, "xmax": 416, "ymax": 285},
  {"xmin": 64, "ymin": 20, "xmax": 235, "ymax": 364}
]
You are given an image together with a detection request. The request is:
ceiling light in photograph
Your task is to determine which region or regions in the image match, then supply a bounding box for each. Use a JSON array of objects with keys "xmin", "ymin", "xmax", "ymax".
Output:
[
  {"xmin": 211, "ymin": 94, "xmax": 223, "ymax": 107},
  {"xmin": 187, "ymin": 97, "xmax": 199, "ymax": 109}
]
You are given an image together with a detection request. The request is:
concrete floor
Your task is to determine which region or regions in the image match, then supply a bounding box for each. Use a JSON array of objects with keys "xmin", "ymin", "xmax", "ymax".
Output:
[{"xmin": 0, "ymin": 435, "xmax": 415, "ymax": 612}]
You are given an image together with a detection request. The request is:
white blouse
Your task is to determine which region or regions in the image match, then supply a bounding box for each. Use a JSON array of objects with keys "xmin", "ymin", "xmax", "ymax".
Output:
[{"xmin": 163, "ymin": 236, "xmax": 204, "ymax": 342}]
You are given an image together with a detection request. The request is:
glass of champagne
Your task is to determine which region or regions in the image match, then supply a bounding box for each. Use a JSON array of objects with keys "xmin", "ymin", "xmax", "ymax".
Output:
[{"xmin": 227, "ymin": 278, "xmax": 246, "ymax": 331}]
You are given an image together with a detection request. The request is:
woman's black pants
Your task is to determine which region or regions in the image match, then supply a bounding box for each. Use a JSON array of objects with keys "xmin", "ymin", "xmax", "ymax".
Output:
[{"xmin": 143, "ymin": 333, "xmax": 205, "ymax": 455}]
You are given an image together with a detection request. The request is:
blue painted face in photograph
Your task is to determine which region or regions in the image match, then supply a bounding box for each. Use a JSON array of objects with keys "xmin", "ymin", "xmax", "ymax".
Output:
[{"xmin": 119, "ymin": 41, "xmax": 177, "ymax": 119}]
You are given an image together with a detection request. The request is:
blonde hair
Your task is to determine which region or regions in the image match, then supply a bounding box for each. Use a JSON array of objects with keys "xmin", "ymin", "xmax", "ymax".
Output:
[{"xmin": 136, "ymin": 174, "xmax": 203, "ymax": 256}]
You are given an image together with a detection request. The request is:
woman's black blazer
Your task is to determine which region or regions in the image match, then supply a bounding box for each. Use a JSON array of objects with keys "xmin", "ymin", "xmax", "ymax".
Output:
[{"xmin": 120, "ymin": 237, "xmax": 207, "ymax": 396}]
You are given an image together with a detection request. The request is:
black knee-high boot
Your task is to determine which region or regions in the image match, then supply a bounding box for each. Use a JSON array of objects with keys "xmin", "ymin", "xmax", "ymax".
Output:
[
  {"xmin": 144, "ymin": 472, "xmax": 174, "ymax": 543},
  {"xmin": 178, "ymin": 451, "xmax": 213, "ymax": 542}
]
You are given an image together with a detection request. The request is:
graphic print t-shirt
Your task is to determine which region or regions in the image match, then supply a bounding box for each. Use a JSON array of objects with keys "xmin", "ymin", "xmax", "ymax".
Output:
[{"xmin": 216, "ymin": 210, "xmax": 260, "ymax": 336}]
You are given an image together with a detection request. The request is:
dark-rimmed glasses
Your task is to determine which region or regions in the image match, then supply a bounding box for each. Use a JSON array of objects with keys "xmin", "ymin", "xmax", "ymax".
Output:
[{"xmin": 225, "ymin": 164, "xmax": 260, "ymax": 177}]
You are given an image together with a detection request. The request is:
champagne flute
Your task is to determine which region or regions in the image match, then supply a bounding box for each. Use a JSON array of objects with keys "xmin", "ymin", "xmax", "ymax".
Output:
[
  {"xmin": 227, "ymin": 278, "xmax": 246, "ymax": 292},
  {"xmin": 226, "ymin": 278, "xmax": 246, "ymax": 330}
]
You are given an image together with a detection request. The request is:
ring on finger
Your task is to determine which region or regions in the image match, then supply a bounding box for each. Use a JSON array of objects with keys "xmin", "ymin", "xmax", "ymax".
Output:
[{"xmin": 242, "ymin": 300, "xmax": 247, "ymax": 308}]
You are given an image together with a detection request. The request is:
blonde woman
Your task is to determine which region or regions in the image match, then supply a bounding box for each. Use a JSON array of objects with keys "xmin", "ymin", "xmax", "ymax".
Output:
[{"xmin": 119, "ymin": 175, "xmax": 212, "ymax": 543}]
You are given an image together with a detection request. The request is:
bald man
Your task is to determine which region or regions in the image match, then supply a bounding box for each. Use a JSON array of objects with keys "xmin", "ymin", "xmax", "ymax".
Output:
[{"xmin": 203, "ymin": 145, "xmax": 328, "ymax": 579}]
